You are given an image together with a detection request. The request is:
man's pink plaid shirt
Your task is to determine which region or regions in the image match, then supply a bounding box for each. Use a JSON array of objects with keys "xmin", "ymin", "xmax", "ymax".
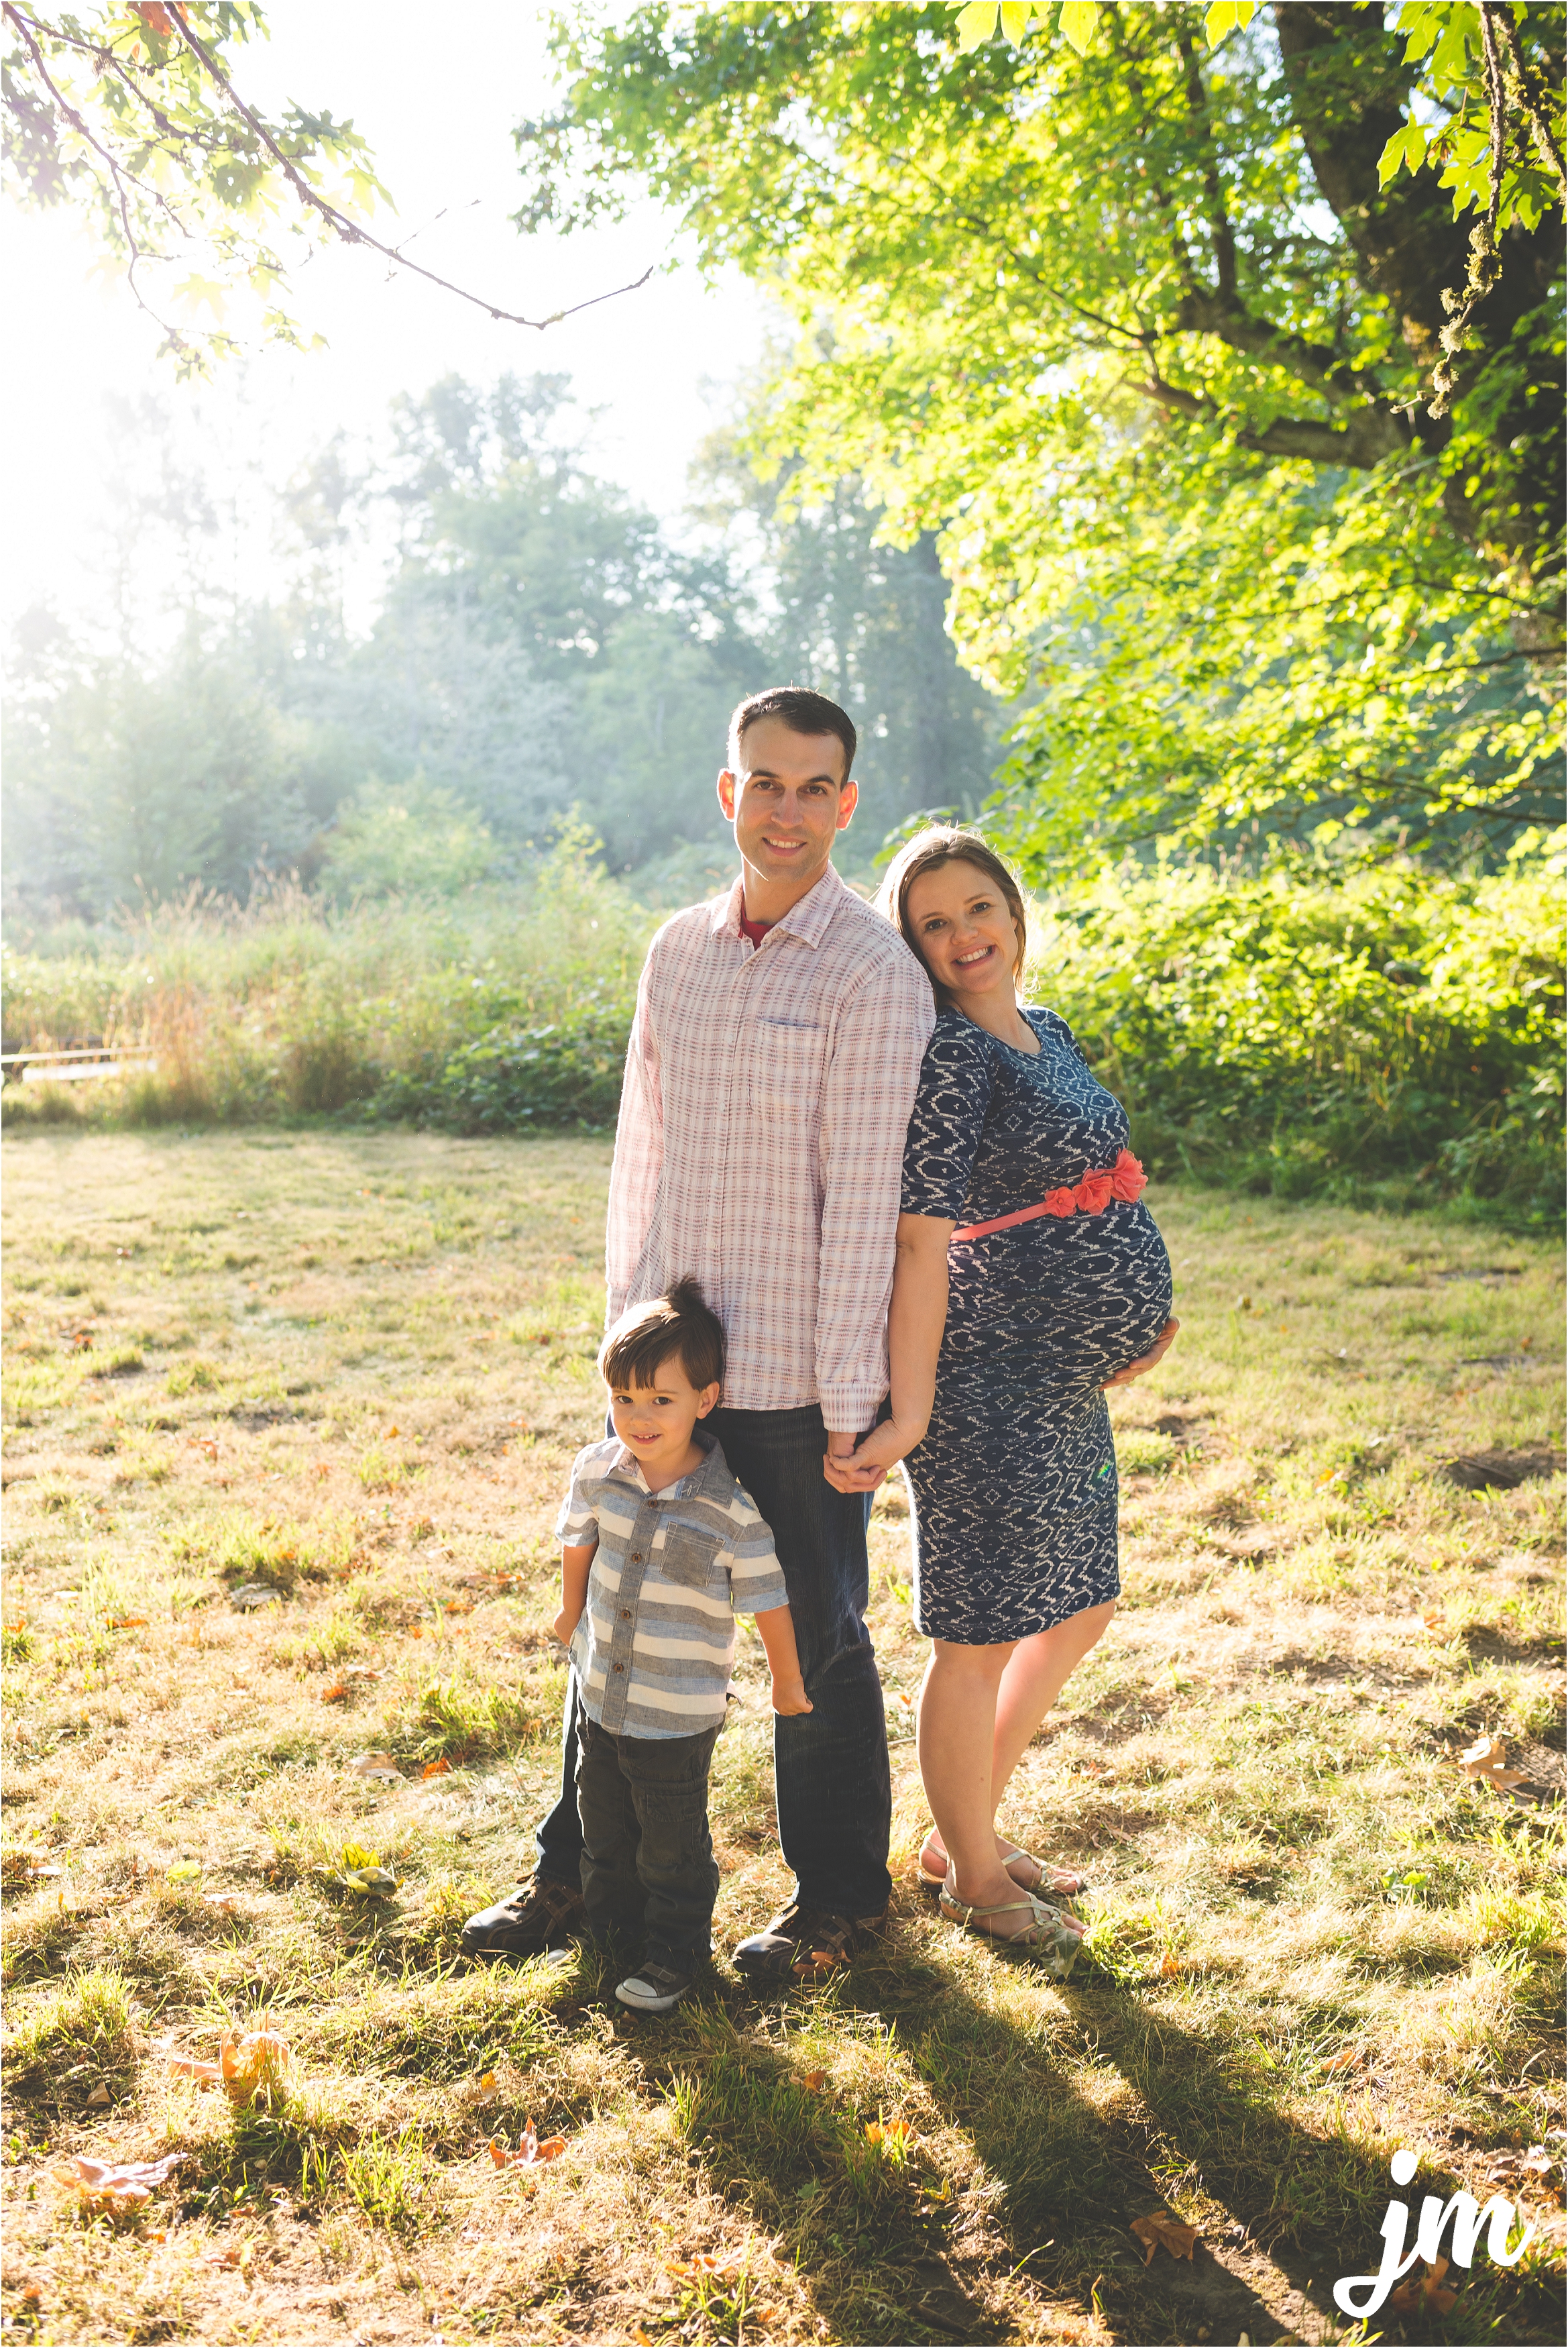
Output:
[{"xmin": 606, "ymin": 865, "xmax": 936, "ymax": 1432}]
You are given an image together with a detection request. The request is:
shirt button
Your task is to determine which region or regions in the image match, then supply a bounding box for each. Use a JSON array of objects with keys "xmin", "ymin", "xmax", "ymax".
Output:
[
  {"xmin": 620, "ymin": 1609, "xmax": 632, "ymax": 1620},
  {"xmin": 630, "ymin": 1552, "xmax": 642, "ymax": 1563},
  {"xmin": 612, "ymin": 1662, "xmax": 624, "ymax": 1673}
]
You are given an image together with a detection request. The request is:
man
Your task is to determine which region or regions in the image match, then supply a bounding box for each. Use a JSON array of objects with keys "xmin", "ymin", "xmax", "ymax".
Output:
[{"xmin": 462, "ymin": 686, "xmax": 934, "ymax": 1979}]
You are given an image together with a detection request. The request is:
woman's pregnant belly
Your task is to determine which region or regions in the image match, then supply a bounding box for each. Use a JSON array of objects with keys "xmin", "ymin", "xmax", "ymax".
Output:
[{"xmin": 941, "ymin": 1201, "xmax": 1174, "ymax": 1389}]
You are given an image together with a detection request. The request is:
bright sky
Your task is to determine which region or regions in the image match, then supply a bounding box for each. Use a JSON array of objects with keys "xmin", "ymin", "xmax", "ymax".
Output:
[{"xmin": 1, "ymin": 1, "xmax": 771, "ymax": 638}]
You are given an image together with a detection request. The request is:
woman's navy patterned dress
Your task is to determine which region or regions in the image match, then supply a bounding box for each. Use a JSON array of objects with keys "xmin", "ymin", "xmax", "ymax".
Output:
[{"xmin": 899, "ymin": 1006, "xmax": 1173, "ymax": 1643}]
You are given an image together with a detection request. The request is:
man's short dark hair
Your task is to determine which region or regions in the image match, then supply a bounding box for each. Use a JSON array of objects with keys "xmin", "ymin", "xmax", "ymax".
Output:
[
  {"xmin": 599, "ymin": 1278, "xmax": 725, "ymax": 1394},
  {"xmin": 728, "ymin": 688, "xmax": 856, "ymax": 784}
]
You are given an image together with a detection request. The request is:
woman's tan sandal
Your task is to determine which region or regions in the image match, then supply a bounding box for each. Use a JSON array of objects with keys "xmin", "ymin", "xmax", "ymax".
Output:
[
  {"xmin": 919, "ymin": 1835, "xmax": 1090, "ymax": 1909},
  {"xmin": 938, "ymin": 1882, "xmax": 1084, "ymax": 1980}
]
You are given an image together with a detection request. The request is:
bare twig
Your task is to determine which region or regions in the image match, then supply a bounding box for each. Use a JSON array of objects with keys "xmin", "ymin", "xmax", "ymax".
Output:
[
  {"xmin": 2, "ymin": 1, "xmax": 191, "ymax": 347},
  {"xmin": 160, "ymin": 1, "xmax": 655, "ymax": 332}
]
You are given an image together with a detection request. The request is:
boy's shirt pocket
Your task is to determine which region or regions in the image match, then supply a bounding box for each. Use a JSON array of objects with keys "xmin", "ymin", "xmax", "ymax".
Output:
[{"xmin": 649, "ymin": 1519, "xmax": 730, "ymax": 1608}]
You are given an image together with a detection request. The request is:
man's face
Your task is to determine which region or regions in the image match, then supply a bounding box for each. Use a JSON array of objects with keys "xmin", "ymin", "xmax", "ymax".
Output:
[{"xmin": 718, "ymin": 716, "xmax": 858, "ymax": 892}]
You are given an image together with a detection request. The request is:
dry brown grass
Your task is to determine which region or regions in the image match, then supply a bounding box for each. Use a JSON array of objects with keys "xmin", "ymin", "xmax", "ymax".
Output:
[{"xmin": 1, "ymin": 1128, "xmax": 1563, "ymax": 2346}]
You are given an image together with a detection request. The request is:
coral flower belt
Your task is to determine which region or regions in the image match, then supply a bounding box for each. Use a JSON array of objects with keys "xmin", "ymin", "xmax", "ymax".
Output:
[{"xmin": 950, "ymin": 1149, "xmax": 1147, "ymax": 1242}]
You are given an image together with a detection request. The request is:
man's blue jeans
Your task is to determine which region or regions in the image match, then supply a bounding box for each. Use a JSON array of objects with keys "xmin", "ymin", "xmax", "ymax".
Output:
[{"xmin": 536, "ymin": 1402, "xmax": 892, "ymax": 1921}]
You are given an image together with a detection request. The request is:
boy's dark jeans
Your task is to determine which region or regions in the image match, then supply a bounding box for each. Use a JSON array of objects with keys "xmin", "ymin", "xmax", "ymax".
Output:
[
  {"xmin": 575, "ymin": 1713, "xmax": 721, "ymax": 1967},
  {"xmin": 537, "ymin": 1401, "xmax": 892, "ymax": 1921}
]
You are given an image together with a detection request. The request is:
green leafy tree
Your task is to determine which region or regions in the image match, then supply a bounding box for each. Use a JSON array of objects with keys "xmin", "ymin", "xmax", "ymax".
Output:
[{"xmin": 516, "ymin": 1, "xmax": 1563, "ymax": 866}]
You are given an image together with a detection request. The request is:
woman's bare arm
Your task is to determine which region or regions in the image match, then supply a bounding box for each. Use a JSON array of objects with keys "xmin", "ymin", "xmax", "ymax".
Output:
[{"xmin": 823, "ymin": 1212, "xmax": 953, "ymax": 1493}]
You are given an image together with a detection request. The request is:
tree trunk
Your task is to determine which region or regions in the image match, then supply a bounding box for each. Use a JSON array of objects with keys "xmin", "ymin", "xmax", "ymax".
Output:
[{"xmin": 1274, "ymin": 0, "xmax": 1564, "ymax": 618}]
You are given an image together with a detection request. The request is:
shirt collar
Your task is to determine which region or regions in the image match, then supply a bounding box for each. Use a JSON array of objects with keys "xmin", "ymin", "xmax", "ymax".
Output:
[
  {"xmin": 709, "ymin": 861, "xmax": 849, "ymax": 951},
  {"xmin": 610, "ymin": 1425, "xmax": 726, "ymax": 1500}
]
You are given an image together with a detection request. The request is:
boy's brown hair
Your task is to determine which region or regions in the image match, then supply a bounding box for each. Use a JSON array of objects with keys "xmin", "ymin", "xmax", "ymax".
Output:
[{"xmin": 598, "ymin": 1278, "xmax": 725, "ymax": 1393}]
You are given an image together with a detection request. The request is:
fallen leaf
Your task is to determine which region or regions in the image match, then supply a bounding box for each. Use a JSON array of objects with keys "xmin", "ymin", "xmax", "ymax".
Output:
[
  {"xmin": 339, "ymin": 1865, "xmax": 399, "ymax": 1897},
  {"xmin": 791, "ymin": 1947, "xmax": 841, "ymax": 1978},
  {"xmin": 386, "ymin": 1426, "xmax": 400, "ymax": 1438},
  {"xmin": 219, "ymin": 2021, "xmax": 291, "ymax": 2105},
  {"xmin": 228, "ymin": 1583, "xmax": 278, "ymax": 1611},
  {"xmin": 110, "ymin": 1615, "xmax": 148, "ymax": 1629},
  {"xmin": 1422, "ymin": 1611, "xmax": 1447, "ymax": 1633},
  {"xmin": 51, "ymin": 2152, "xmax": 184, "ymax": 2210},
  {"xmin": 197, "ymin": 1439, "xmax": 219, "ymax": 1462},
  {"xmin": 320, "ymin": 1677, "xmax": 348, "ymax": 1702},
  {"xmin": 1323, "ymin": 2046, "xmax": 1364, "ymax": 2076},
  {"xmin": 421, "ymin": 1757, "xmax": 452, "ymax": 1778},
  {"xmin": 201, "ymin": 1890, "xmax": 241, "ymax": 1914},
  {"xmin": 488, "ymin": 2119, "xmax": 567, "ymax": 2169},
  {"xmin": 349, "ymin": 1752, "xmax": 401, "ymax": 1778},
  {"xmin": 1520, "ymin": 2144, "xmax": 1555, "ymax": 2175},
  {"xmin": 865, "ymin": 2119, "xmax": 912, "ymax": 2150},
  {"xmin": 802, "ymin": 2070, "xmax": 828, "ymax": 2092},
  {"xmin": 161, "ymin": 2047, "xmax": 224, "ymax": 2088},
  {"xmin": 632, "ymin": 2332, "xmax": 653, "ymax": 2345},
  {"xmin": 205, "ymin": 2247, "xmax": 243, "ymax": 2270},
  {"xmin": 1457, "ymin": 1732, "xmax": 1527, "ymax": 1793},
  {"xmin": 477, "ymin": 2070, "xmax": 497, "ymax": 2093},
  {"xmin": 1131, "ymin": 2212, "xmax": 1199, "ymax": 2265},
  {"xmin": 85, "ymin": 2084, "xmax": 113, "ymax": 2109},
  {"xmin": 166, "ymin": 1860, "xmax": 202, "ymax": 1883},
  {"xmin": 1388, "ymin": 2253, "xmax": 1457, "ymax": 2315},
  {"xmin": 1160, "ymin": 1950, "xmax": 1182, "ymax": 1976}
]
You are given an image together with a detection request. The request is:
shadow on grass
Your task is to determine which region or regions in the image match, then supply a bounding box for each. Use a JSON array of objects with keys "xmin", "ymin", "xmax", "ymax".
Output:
[{"xmin": 623, "ymin": 1932, "xmax": 1559, "ymax": 2348}]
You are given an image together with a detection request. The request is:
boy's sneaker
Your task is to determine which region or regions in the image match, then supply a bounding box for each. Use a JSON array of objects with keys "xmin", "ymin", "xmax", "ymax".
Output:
[
  {"xmin": 614, "ymin": 1960, "xmax": 695, "ymax": 2015},
  {"xmin": 460, "ymin": 1876, "xmax": 585, "ymax": 1960},
  {"xmin": 732, "ymin": 1900, "xmax": 889, "ymax": 1982}
]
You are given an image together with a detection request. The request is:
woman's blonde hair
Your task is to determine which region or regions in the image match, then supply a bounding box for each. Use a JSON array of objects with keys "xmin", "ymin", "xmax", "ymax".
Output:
[{"xmin": 877, "ymin": 825, "xmax": 1029, "ymax": 1008}]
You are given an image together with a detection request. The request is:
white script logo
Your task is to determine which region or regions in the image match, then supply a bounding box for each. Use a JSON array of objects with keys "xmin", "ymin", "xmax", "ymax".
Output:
[{"xmin": 1333, "ymin": 2148, "xmax": 1534, "ymax": 2319}]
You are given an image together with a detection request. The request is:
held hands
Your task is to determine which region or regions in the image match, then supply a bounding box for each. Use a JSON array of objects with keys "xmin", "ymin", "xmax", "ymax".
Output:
[
  {"xmin": 1101, "ymin": 1316, "xmax": 1180, "ymax": 1389},
  {"xmin": 822, "ymin": 1416, "xmax": 925, "ymax": 1496},
  {"xmin": 770, "ymin": 1674, "xmax": 814, "ymax": 1717}
]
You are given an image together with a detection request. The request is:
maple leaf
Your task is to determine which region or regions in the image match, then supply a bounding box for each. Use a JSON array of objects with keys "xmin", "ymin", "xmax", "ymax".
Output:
[
  {"xmin": 488, "ymin": 2118, "xmax": 567, "ymax": 2169},
  {"xmin": 219, "ymin": 2021, "xmax": 290, "ymax": 2104},
  {"xmin": 801, "ymin": 2070, "xmax": 828, "ymax": 2092},
  {"xmin": 1388, "ymin": 2253, "xmax": 1457, "ymax": 2314},
  {"xmin": 1457, "ymin": 1733, "xmax": 1526, "ymax": 1793},
  {"xmin": 1131, "ymin": 2212, "xmax": 1199, "ymax": 2265},
  {"xmin": 51, "ymin": 2153, "xmax": 184, "ymax": 2210},
  {"xmin": 161, "ymin": 2043, "xmax": 225, "ymax": 2088}
]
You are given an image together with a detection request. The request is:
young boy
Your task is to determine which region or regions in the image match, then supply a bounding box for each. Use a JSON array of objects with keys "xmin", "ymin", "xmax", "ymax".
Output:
[{"xmin": 553, "ymin": 1279, "xmax": 811, "ymax": 2014}]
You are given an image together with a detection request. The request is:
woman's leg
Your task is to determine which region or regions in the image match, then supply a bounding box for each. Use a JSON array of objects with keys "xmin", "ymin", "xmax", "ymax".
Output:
[
  {"xmin": 991, "ymin": 1599, "xmax": 1117, "ymax": 1801},
  {"xmin": 917, "ymin": 1637, "xmax": 1023, "ymax": 1918},
  {"xmin": 920, "ymin": 1600, "xmax": 1115, "ymax": 1888}
]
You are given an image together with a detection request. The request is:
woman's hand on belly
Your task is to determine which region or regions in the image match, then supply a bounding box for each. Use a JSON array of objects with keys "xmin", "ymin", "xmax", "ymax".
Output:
[{"xmin": 1101, "ymin": 1316, "xmax": 1179, "ymax": 1389}]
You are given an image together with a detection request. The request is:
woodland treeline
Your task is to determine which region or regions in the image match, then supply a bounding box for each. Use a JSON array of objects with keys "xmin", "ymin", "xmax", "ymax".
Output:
[
  {"xmin": 2, "ymin": 374, "xmax": 1000, "ymax": 916},
  {"xmin": 1, "ymin": 2, "xmax": 1562, "ymax": 1221}
]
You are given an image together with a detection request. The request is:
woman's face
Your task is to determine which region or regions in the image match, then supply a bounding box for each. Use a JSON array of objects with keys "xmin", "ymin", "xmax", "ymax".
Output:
[{"xmin": 904, "ymin": 859, "xmax": 1021, "ymax": 1006}]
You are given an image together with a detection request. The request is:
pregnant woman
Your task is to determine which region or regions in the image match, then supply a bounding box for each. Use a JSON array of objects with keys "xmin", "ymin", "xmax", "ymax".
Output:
[{"xmin": 830, "ymin": 827, "xmax": 1177, "ymax": 1972}]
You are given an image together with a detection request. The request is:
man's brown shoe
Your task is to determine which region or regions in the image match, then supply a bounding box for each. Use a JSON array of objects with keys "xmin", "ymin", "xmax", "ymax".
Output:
[
  {"xmin": 732, "ymin": 1900, "xmax": 889, "ymax": 1982},
  {"xmin": 460, "ymin": 1876, "xmax": 585, "ymax": 1960}
]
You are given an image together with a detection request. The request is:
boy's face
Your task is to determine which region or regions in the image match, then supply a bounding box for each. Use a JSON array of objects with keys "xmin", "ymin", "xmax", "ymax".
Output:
[{"xmin": 609, "ymin": 1358, "xmax": 720, "ymax": 1478}]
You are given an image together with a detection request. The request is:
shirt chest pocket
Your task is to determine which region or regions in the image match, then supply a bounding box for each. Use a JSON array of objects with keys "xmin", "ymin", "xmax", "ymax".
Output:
[
  {"xmin": 655, "ymin": 1522, "xmax": 726, "ymax": 1595},
  {"xmin": 749, "ymin": 1020, "xmax": 826, "ymax": 1124}
]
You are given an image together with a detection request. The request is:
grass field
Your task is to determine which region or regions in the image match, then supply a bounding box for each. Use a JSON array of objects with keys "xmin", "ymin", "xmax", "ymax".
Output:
[{"xmin": 1, "ymin": 1128, "xmax": 1563, "ymax": 2348}]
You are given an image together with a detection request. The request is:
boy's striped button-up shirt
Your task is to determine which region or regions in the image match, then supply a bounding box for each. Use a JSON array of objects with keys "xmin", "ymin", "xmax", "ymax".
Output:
[
  {"xmin": 605, "ymin": 863, "xmax": 936, "ymax": 1433},
  {"xmin": 556, "ymin": 1432, "xmax": 789, "ymax": 1740}
]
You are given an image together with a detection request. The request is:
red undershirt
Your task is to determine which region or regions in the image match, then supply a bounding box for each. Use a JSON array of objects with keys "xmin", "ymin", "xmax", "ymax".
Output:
[{"xmin": 738, "ymin": 902, "xmax": 774, "ymax": 951}]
